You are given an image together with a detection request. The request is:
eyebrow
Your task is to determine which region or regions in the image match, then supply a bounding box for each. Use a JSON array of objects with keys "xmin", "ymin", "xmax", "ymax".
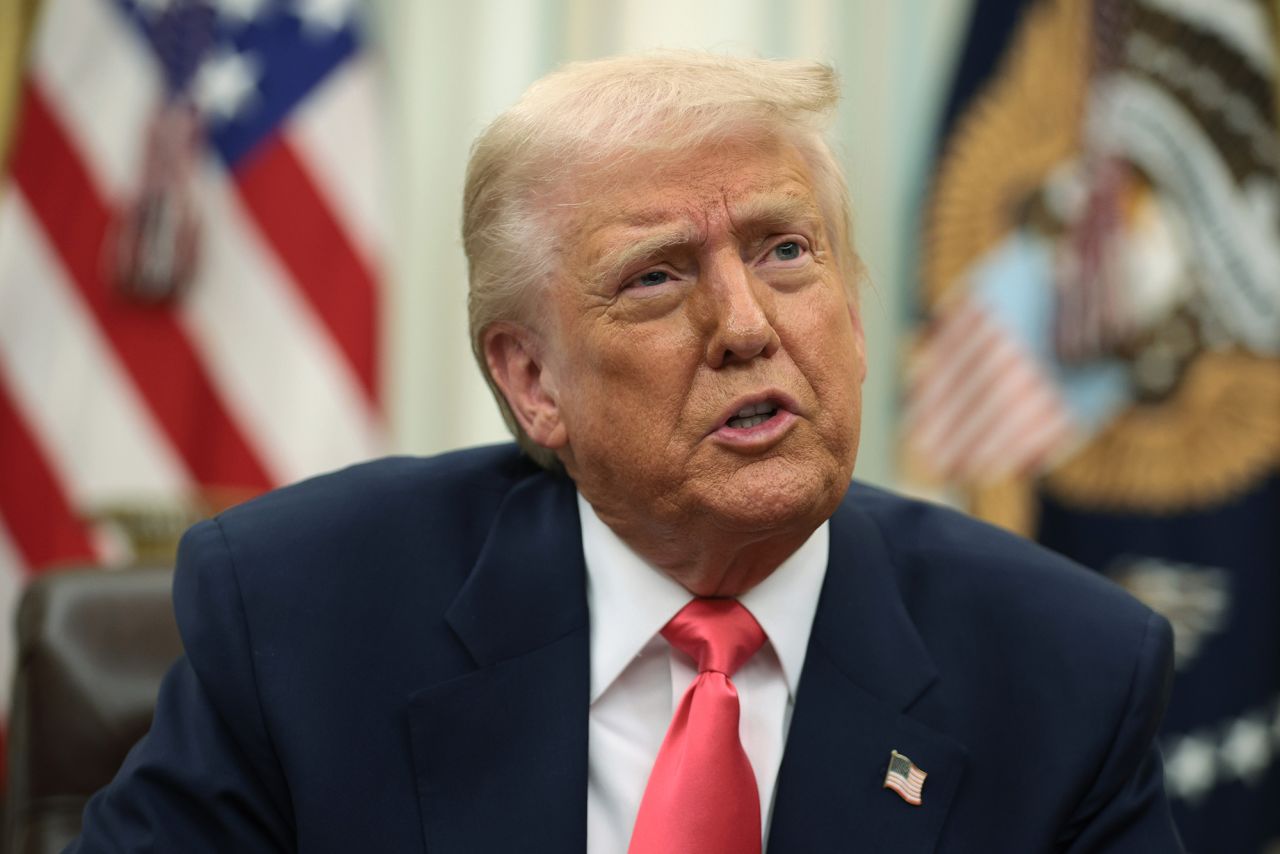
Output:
[
  {"xmin": 588, "ymin": 191, "xmax": 825, "ymax": 286},
  {"xmin": 590, "ymin": 226, "xmax": 701, "ymax": 287},
  {"xmin": 729, "ymin": 191, "xmax": 826, "ymax": 234}
]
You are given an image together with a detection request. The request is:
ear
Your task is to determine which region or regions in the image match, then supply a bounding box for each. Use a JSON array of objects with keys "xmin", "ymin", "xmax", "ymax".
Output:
[{"xmin": 482, "ymin": 323, "xmax": 568, "ymax": 450}]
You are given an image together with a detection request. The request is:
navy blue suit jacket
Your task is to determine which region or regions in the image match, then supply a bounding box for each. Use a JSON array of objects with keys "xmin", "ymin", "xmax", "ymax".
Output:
[{"xmin": 69, "ymin": 444, "xmax": 1183, "ymax": 852}]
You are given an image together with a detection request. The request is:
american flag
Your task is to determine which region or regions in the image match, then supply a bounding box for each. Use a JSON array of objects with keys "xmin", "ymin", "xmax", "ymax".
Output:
[
  {"xmin": 883, "ymin": 749, "xmax": 927, "ymax": 806},
  {"xmin": 904, "ymin": 293, "xmax": 1074, "ymax": 483},
  {"xmin": 0, "ymin": 0, "xmax": 384, "ymax": 758}
]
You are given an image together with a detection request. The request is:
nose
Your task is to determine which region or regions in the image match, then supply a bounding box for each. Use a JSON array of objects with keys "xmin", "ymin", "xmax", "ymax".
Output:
[{"xmin": 700, "ymin": 255, "xmax": 781, "ymax": 368}]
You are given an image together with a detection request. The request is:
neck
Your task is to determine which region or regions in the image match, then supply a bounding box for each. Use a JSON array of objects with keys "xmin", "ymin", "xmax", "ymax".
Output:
[{"xmin": 590, "ymin": 507, "xmax": 819, "ymax": 597}]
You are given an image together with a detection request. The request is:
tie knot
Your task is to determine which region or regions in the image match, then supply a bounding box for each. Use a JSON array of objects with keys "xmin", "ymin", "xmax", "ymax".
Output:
[{"xmin": 661, "ymin": 599, "xmax": 765, "ymax": 677}]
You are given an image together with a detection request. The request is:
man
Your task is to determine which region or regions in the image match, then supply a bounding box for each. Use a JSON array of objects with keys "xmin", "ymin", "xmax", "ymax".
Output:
[{"xmin": 70, "ymin": 53, "xmax": 1183, "ymax": 852}]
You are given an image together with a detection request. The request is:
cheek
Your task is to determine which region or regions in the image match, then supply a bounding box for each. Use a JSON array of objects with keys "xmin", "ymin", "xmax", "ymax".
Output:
[
  {"xmin": 562, "ymin": 324, "xmax": 696, "ymax": 437},
  {"xmin": 586, "ymin": 318, "xmax": 700, "ymax": 389},
  {"xmin": 781, "ymin": 296, "xmax": 865, "ymax": 442},
  {"xmin": 847, "ymin": 304, "xmax": 867, "ymax": 383},
  {"xmin": 790, "ymin": 293, "xmax": 861, "ymax": 369}
]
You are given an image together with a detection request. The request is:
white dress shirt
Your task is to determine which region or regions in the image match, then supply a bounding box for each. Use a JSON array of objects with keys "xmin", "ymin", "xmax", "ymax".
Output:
[{"xmin": 579, "ymin": 493, "xmax": 829, "ymax": 854}]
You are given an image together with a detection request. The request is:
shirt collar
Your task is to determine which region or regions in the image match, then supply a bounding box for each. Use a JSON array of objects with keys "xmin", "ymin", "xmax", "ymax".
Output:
[
  {"xmin": 738, "ymin": 517, "xmax": 828, "ymax": 697},
  {"xmin": 579, "ymin": 492, "xmax": 829, "ymax": 704}
]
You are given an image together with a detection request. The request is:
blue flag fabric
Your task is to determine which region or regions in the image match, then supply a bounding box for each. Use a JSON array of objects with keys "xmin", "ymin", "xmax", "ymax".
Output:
[{"xmin": 1040, "ymin": 476, "xmax": 1280, "ymax": 848}]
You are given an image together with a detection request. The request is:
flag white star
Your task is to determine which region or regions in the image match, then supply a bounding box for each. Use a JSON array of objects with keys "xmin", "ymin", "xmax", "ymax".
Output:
[
  {"xmin": 192, "ymin": 48, "xmax": 261, "ymax": 123},
  {"xmin": 1163, "ymin": 734, "xmax": 1217, "ymax": 803},
  {"xmin": 1219, "ymin": 716, "xmax": 1271, "ymax": 784},
  {"xmin": 215, "ymin": 0, "xmax": 271, "ymax": 25},
  {"xmin": 293, "ymin": 0, "xmax": 354, "ymax": 33}
]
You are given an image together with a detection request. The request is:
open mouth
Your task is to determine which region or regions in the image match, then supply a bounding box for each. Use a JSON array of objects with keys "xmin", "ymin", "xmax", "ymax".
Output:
[{"xmin": 726, "ymin": 401, "xmax": 780, "ymax": 429}]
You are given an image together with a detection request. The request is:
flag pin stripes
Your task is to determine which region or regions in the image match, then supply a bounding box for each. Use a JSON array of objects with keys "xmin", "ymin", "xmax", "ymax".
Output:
[{"xmin": 883, "ymin": 749, "xmax": 927, "ymax": 806}]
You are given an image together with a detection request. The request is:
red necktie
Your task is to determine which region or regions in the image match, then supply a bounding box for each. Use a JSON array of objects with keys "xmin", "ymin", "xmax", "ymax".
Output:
[{"xmin": 628, "ymin": 598, "xmax": 767, "ymax": 854}]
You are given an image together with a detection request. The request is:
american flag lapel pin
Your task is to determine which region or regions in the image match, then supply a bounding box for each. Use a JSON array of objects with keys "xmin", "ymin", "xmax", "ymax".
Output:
[{"xmin": 883, "ymin": 749, "xmax": 927, "ymax": 806}]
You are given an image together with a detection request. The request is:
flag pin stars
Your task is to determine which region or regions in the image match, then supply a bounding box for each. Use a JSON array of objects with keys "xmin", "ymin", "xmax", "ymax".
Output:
[{"xmin": 883, "ymin": 749, "xmax": 927, "ymax": 806}]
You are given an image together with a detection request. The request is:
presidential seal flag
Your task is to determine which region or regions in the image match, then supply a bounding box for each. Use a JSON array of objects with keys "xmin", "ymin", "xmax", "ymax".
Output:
[
  {"xmin": 908, "ymin": 0, "xmax": 1280, "ymax": 849},
  {"xmin": 883, "ymin": 750, "xmax": 927, "ymax": 806},
  {"xmin": 0, "ymin": 0, "xmax": 385, "ymax": 770}
]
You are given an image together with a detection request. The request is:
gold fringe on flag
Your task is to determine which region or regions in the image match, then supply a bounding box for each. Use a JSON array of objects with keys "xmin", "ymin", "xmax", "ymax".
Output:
[
  {"xmin": 1044, "ymin": 350, "xmax": 1280, "ymax": 514},
  {"xmin": 968, "ymin": 477, "xmax": 1039, "ymax": 538},
  {"xmin": 0, "ymin": 0, "xmax": 42, "ymax": 179},
  {"xmin": 922, "ymin": 0, "xmax": 1089, "ymax": 309}
]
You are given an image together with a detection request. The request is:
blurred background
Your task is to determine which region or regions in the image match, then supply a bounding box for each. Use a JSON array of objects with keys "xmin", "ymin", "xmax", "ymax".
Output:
[{"xmin": 0, "ymin": 0, "xmax": 1276, "ymax": 851}]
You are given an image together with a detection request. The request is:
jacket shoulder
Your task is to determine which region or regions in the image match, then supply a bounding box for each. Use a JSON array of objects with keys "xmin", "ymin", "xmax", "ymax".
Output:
[
  {"xmin": 172, "ymin": 443, "xmax": 550, "ymax": 656},
  {"xmin": 845, "ymin": 482, "xmax": 1156, "ymax": 640},
  {"xmin": 216, "ymin": 443, "xmax": 540, "ymax": 541},
  {"xmin": 843, "ymin": 482, "xmax": 1173, "ymax": 738}
]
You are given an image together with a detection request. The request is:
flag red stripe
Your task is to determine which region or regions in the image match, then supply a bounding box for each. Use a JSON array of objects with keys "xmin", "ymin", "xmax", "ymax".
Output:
[
  {"xmin": 906, "ymin": 308, "xmax": 998, "ymax": 416},
  {"xmin": 885, "ymin": 782, "xmax": 922, "ymax": 803},
  {"xmin": 935, "ymin": 363, "xmax": 1044, "ymax": 475},
  {"xmin": 10, "ymin": 81, "xmax": 274, "ymax": 492},
  {"xmin": 0, "ymin": 381, "xmax": 96, "ymax": 571},
  {"xmin": 912, "ymin": 339, "xmax": 1021, "ymax": 458},
  {"xmin": 233, "ymin": 134, "xmax": 379, "ymax": 405},
  {"xmin": 964, "ymin": 387, "xmax": 1069, "ymax": 476},
  {"xmin": 907, "ymin": 327, "xmax": 1005, "ymax": 438}
]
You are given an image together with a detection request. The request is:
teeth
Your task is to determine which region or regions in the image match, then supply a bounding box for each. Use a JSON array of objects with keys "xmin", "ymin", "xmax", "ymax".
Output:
[
  {"xmin": 727, "ymin": 406, "xmax": 778, "ymax": 429},
  {"xmin": 735, "ymin": 401, "xmax": 775, "ymax": 418},
  {"xmin": 734, "ymin": 415, "xmax": 769, "ymax": 428}
]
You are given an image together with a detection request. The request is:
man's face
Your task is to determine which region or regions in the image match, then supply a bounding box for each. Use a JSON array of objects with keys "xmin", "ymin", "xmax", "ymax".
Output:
[{"xmin": 535, "ymin": 136, "xmax": 865, "ymax": 538}]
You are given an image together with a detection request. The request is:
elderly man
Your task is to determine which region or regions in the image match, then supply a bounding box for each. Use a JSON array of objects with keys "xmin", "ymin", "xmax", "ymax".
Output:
[{"xmin": 70, "ymin": 53, "xmax": 1183, "ymax": 853}]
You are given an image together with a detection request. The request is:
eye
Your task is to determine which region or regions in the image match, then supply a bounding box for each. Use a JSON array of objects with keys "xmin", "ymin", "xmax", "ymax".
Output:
[
  {"xmin": 771, "ymin": 240, "xmax": 805, "ymax": 262},
  {"xmin": 628, "ymin": 270, "xmax": 671, "ymax": 289}
]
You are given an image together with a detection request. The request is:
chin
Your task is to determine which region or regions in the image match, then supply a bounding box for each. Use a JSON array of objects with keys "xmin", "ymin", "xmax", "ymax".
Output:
[{"xmin": 702, "ymin": 455, "xmax": 850, "ymax": 534}]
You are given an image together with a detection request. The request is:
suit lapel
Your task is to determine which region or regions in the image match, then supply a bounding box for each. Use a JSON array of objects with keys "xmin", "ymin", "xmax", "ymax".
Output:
[
  {"xmin": 406, "ymin": 472, "xmax": 589, "ymax": 854},
  {"xmin": 768, "ymin": 496, "xmax": 968, "ymax": 853}
]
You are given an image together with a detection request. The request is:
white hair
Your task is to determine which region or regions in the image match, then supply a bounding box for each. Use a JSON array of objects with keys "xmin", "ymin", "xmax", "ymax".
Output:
[{"xmin": 463, "ymin": 50, "xmax": 861, "ymax": 469}]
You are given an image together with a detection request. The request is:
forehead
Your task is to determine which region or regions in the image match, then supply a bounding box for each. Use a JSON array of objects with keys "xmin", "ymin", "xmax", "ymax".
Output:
[{"xmin": 553, "ymin": 136, "xmax": 823, "ymax": 237}]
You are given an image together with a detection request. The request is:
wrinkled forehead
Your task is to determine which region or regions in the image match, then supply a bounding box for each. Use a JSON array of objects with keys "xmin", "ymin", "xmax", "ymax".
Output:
[{"xmin": 543, "ymin": 133, "xmax": 823, "ymax": 237}]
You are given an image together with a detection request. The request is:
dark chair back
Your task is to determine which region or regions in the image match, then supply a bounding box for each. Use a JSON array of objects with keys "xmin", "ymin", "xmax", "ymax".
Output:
[{"xmin": 5, "ymin": 566, "xmax": 180, "ymax": 854}]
